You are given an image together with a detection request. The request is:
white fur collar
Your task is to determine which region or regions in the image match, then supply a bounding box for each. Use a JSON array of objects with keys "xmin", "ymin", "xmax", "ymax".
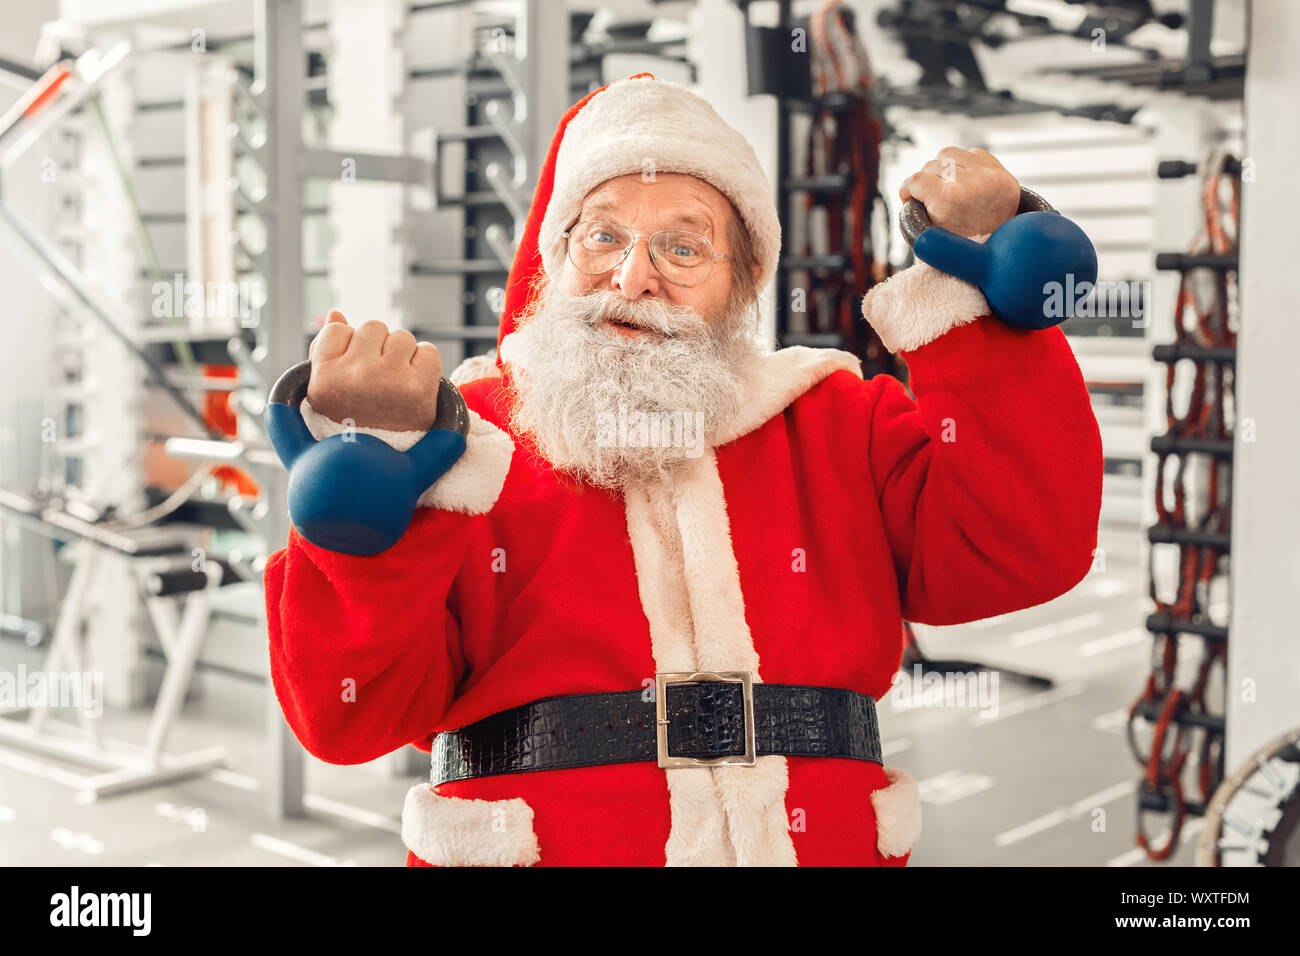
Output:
[{"xmin": 715, "ymin": 345, "xmax": 863, "ymax": 445}]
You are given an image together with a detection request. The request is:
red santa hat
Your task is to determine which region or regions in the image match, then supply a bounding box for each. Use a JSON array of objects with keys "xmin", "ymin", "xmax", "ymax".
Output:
[{"xmin": 494, "ymin": 73, "xmax": 780, "ymax": 366}]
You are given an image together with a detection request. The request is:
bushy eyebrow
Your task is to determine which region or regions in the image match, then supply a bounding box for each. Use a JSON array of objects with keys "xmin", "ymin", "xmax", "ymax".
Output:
[{"xmin": 580, "ymin": 200, "xmax": 713, "ymax": 236}]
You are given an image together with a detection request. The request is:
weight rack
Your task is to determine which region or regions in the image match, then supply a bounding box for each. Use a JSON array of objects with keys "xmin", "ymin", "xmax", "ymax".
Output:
[{"xmin": 1128, "ymin": 152, "xmax": 1240, "ymax": 861}]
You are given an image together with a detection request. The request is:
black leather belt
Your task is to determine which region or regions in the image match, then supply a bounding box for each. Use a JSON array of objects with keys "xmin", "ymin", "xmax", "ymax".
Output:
[{"xmin": 431, "ymin": 672, "xmax": 881, "ymax": 786}]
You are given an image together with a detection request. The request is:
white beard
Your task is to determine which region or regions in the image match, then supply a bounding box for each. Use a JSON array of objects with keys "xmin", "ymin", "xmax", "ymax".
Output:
[{"xmin": 505, "ymin": 286, "xmax": 764, "ymax": 490}]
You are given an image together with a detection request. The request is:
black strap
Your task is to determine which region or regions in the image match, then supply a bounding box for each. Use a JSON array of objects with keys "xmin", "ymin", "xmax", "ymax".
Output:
[{"xmin": 432, "ymin": 683, "xmax": 881, "ymax": 786}]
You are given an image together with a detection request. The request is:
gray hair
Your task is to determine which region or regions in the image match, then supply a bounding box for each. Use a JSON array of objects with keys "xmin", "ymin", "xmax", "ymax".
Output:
[{"xmin": 725, "ymin": 210, "xmax": 759, "ymax": 310}]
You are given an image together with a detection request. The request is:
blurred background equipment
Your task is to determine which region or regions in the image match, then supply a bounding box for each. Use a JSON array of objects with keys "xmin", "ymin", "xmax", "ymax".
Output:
[
  {"xmin": 1197, "ymin": 728, "xmax": 1300, "ymax": 866},
  {"xmin": 1129, "ymin": 147, "xmax": 1237, "ymax": 862}
]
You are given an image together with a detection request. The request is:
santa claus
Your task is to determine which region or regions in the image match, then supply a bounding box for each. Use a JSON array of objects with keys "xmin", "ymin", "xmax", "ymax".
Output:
[{"xmin": 264, "ymin": 74, "xmax": 1103, "ymax": 866}]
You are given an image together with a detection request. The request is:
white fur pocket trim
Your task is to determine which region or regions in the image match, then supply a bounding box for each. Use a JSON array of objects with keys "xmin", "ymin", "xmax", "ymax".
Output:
[
  {"xmin": 870, "ymin": 766, "xmax": 922, "ymax": 860},
  {"xmin": 401, "ymin": 784, "xmax": 540, "ymax": 867}
]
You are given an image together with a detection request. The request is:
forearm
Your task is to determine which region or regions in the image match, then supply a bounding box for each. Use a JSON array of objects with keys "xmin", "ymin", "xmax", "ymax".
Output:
[
  {"xmin": 265, "ymin": 398, "xmax": 513, "ymax": 763},
  {"xmin": 864, "ymin": 264, "xmax": 1103, "ymax": 624},
  {"xmin": 265, "ymin": 516, "xmax": 467, "ymax": 764}
]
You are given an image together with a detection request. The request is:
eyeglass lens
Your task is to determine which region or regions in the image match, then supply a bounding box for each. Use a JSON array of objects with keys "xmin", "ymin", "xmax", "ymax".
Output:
[{"xmin": 567, "ymin": 220, "xmax": 715, "ymax": 287}]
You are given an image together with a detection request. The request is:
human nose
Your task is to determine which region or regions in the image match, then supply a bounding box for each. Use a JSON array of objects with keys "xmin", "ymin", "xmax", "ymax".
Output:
[{"xmin": 609, "ymin": 236, "xmax": 662, "ymax": 300}]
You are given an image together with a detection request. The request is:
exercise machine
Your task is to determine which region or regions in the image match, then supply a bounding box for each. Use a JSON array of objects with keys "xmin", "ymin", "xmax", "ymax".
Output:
[{"xmin": 0, "ymin": 488, "xmax": 228, "ymax": 799}]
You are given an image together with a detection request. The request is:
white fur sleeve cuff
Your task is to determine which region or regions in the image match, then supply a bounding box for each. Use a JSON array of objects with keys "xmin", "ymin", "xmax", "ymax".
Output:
[
  {"xmin": 298, "ymin": 398, "xmax": 514, "ymax": 515},
  {"xmin": 860, "ymin": 254, "xmax": 991, "ymax": 355}
]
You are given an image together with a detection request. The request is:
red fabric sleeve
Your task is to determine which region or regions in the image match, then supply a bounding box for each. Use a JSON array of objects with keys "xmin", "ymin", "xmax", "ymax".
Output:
[
  {"xmin": 866, "ymin": 316, "xmax": 1103, "ymax": 625},
  {"xmin": 263, "ymin": 506, "xmax": 472, "ymax": 764}
]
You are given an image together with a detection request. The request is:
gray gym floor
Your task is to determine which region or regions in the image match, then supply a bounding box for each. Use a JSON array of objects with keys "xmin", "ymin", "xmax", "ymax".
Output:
[
  {"xmin": 901, "ymin": 522, "xmax": 1197, "ymax": 866},
  {"xmin": 0, "ymin": 523, "xmax": 1195, "ymax": 867}
]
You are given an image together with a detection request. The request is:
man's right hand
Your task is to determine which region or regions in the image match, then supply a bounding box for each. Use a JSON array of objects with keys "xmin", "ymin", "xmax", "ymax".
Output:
[{"xmin": 306, "ymin": 310, "xmax": 443, "ymax": 431}]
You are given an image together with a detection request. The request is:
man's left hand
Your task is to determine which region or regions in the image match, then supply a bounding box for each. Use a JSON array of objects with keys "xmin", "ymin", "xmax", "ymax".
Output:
[{"xmin": 900, "ymin": 147, "xmax": 1020, "ymax": 239}]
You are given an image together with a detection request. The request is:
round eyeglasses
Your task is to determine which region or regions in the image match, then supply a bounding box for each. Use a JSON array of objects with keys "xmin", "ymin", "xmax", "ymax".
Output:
[{"xmin": 562, "ymin": 219, "xmax": 731, "ymax": 288}]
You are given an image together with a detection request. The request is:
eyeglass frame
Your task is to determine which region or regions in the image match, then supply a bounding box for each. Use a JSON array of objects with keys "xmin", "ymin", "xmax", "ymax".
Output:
[{"xmin": 561, "ymin": 217, "xmax": 732, "ymax": 288}]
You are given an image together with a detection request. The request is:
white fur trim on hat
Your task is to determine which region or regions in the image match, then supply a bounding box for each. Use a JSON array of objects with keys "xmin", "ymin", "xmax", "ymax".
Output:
[{"xmin": 538, "ymin": 77, "xmax": 780, "ymax": 291}]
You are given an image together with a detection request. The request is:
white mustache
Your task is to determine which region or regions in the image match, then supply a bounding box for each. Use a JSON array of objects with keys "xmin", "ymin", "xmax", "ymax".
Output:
[
  {"xmin": 506, "ymin": 282, "xmax": 762, "ymax": 490},
  {"xmin": 567, "ymin": 290, "xmax": 710, "ymax": 341}
]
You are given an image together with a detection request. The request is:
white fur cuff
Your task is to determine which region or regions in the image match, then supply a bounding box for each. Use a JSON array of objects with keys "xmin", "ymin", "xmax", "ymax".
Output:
[
  {"xmin": 401, "ymin": 784, "xmax": 540, "ymax": 867},
  {"xmin": 860, "ymin": 258, "xmax": 991, "ymax": 354},
  {"xmin": 298, "ymin": 398, "xmax": 514, "ymax": 515},
  {"xmin": 871, "ymin": 766, "xmax": 922, "ymax": 860}
]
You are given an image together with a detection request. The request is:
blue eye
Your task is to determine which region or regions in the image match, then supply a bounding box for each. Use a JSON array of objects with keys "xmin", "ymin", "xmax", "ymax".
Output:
[
  {"xmin": 592, "ymin": 232, "xmax": 615, "ymax": 244},
  {"xmin": 671, "ymin": 244, "xmax": 696, "ymax": 258}
]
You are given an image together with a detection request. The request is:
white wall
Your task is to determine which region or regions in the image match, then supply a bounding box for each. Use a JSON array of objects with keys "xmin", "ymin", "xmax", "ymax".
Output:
[{"xmin": 1227, "ymin": 0, "xmax": 1300, "ymax": 768}]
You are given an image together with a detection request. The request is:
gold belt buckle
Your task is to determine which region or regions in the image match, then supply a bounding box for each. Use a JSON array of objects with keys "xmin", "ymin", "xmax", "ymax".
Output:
[{"xmin": 655, "ymin": 671, "xmax": 756, "ymax": 769}]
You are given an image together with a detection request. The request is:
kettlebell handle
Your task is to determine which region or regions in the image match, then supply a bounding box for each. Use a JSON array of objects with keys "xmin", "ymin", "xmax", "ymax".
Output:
[
  {"xmin": 268, "ymin": 359, "xmax": 472, "ymax": 440},
  {"xmin": 899, "ymin": 186, "xmax": 1054, "ymax": 249}
]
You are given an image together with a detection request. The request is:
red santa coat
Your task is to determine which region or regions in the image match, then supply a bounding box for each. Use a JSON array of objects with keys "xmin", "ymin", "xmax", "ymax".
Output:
[{"xmin": 263, "ymin": 260, "xmax": 1104, "ymax": 866}]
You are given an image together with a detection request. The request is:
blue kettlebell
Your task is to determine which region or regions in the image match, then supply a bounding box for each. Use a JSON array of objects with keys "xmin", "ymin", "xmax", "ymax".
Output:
[
  {"xmin": 900, "ymin": 186, "xmax": 1097, "ymax": 331},
  {"xmin": 265, "ymin": 359, "xmax": 471, "ymax": 556}
]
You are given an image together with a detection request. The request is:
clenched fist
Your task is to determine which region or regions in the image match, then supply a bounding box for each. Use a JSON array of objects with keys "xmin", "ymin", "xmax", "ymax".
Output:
[
  {"xmin": 901, "ymin": 147, "xmax": 1020, "ymax": 239},
  {"xmin": 306, "ymin": 310, "xmax": 443, "ymax": 431}
]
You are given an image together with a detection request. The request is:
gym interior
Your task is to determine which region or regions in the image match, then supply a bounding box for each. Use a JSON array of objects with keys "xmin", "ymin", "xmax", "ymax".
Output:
[{"xmin": 0, "ymin": 0, "xmax": 1296, "ymax": 871}]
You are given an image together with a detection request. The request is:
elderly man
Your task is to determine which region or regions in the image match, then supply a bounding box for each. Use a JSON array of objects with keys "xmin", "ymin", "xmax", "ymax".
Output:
[{"xmin": 264, "ymin": 75, "xmax": 1103, "ymax": 866}]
